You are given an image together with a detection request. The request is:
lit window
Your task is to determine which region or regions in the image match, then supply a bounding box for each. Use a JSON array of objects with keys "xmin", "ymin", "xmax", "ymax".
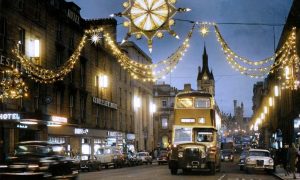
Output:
[{"xmin": 161, "ymin": 117, "xmax": 168, "ymax": 129}]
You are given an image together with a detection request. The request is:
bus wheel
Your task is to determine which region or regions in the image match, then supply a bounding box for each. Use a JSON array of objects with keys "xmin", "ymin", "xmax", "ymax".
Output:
[
  {"xmin": 210, "ymin": 162, "xmax": 216, "ymax": 175},
  {"xmin": 170, "ymin": 168, "xmax": 177, "ymax": 175}
]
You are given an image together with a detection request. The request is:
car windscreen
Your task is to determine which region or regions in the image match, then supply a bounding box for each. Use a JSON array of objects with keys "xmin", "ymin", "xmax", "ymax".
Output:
[
  {"xmin": 138, "ymin": 153, "xmax": 147, "ymax": 156},
  {"xmin": 15, "ymin": 144, "xmax": 65, "ymax": 156},
  {"xmin": 249, "ymin": 151, "xmax": 270, "ymax": 157}
]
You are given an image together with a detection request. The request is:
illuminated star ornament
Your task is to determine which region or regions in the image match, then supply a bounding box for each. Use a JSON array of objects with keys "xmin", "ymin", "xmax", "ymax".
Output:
[{"xmin": 118, "ymin": 0, "xmax": 190, "ymax": 53}]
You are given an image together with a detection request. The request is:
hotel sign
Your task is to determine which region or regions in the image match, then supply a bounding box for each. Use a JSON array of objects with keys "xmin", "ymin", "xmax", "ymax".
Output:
[
  {"xmin": 0, "ymin": 113, "xmax": 20, "ymax": 120},
  {"xmin": 0, "ymin": 54, "xmax": 22, "ymax": 70},
  {"xmin": 92, "ymin": 97, "xmax": 118, "ymax": 109}
]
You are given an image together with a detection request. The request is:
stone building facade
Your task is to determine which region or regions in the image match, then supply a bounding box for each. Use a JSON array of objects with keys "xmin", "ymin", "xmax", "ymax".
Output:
[
  {"xmin": 153, "ymin": 82, "xmax": 177, "ymax": 149},
  {"xmin": 0, "ymin": 0, "xmax": 152, "ymax": 161}
]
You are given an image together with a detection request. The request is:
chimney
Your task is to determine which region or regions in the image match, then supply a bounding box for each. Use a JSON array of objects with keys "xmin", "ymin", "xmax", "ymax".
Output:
[{"xmin": 184, "ymin": 84, "xmax": 192, "ymax": 92}]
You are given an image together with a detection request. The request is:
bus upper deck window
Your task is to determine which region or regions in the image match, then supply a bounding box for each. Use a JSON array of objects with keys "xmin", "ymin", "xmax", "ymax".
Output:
[
  {"xmin": 177, "ymin": 98, "xmax": 193, "ymax": 108},
  {"xmin": 195, "ymin": 98, "xmax": 211, "ymax": 108}
]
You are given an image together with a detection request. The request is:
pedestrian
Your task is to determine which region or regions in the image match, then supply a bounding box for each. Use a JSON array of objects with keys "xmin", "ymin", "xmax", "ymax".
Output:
[
  {"xmin": 282, "ymin": 144, "xmax": 290, "ymax": 176},
  {"xmin": 297, "ymin": 145, "xmax": 300, "ymax": 173},
  {"xmin": 288, "ymin": 143, "xmax": 298, "ymax": 179}
]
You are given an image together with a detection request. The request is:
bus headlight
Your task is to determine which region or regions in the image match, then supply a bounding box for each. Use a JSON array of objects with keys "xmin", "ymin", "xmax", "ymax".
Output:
[{"xmin": 178, "ymin": 152, "xmax": 183, "ymax": 158}]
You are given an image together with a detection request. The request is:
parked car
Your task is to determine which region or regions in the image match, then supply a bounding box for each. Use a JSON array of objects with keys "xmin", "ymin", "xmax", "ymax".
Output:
[
  {"xmin": 73, "ymin": 155, "xmax": 101, "ymax": 172},
  {"xmin": 136, "ymin": 152, "xmax": 152, "ymax": 164},
  {"xmin": 244, "ymin": 149, "xmax": 274, "ymax": 174},
  {"xmin": 157, "ymin": 150, "xmax": 168, "ymax": 165},
  {"xmin": 221, "ymin": 149, "xmax": 234, "ymax": 162},
  {"xmin": 0, "ymin": 141, "xmax": 78, "ymax": 179},
  {"xmin": 238, "ymin": 150, "xmax": 248, "ymax": 170},
  {"xmin": 95, "ymin": 147, "xmax": 125, "ymax": 168}
]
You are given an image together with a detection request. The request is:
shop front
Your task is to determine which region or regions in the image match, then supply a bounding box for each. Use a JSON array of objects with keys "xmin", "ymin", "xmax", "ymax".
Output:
[
  {"xmin": 48, "ymin": 126, "xmax": 107, "ymax": 160},
  {"xmin": 107, "ymin": 131, "xmax": 125, "ymax": 152},
  {"xmin": 0, "ymin": 112, "xmax": 48, "ymax": 162}
]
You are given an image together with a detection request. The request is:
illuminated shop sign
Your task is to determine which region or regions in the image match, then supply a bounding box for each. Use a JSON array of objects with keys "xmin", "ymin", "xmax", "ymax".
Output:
[
  {"xmin": 0, "ymin": 113, "xmax": 20, "ymax": 120},
  {"xmin": 74, "ymin": 128, "xmax": 89, "ymax": 135},
  {"xmin": 93, "ymin": 97, "xmax": 118, "ymax": 109},
  {"xmin": 17, "ymin": 124, "xmax": 28, "ymax": 129},
  {"xmin": 51, "ymin": 116, "xmax": 67, "ymax": 123}
]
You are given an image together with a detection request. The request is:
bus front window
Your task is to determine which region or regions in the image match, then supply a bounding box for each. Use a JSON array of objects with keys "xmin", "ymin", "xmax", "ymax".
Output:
[
  {"xmin": 176, "ymin": 98, "xmax": 193, "ymax": 108},
  {"xmin": 174, "ymin": 127, "xmax": 192, "ymax": 144}
]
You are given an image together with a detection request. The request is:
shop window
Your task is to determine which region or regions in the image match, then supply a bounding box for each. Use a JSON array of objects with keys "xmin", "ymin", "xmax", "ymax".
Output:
[
  {"xmin": 161, "ymin": 117, "xmax": 168, "ymax": 129},
  {"xmin": 18, "ymin": 27, "xmax": 25, "ymax": 54},
  {"xmin": 0, "ymin": 17, "xmax": 6, "ymax": 52}
]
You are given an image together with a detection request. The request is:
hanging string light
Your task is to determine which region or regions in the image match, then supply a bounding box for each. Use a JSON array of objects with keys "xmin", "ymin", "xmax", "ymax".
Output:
[
  {"xmin": 12, "ymin": 34, "xmax": 88, "ymax": 83},
  {"xmin": 0, "ymin": 69, "xmax": 28, "ymax": 99}
]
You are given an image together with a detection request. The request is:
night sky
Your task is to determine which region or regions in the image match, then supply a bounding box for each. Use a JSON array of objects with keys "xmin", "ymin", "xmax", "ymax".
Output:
[{"xmin": 71, "ymin": 0, "xmax": 292, "ymax": 117}]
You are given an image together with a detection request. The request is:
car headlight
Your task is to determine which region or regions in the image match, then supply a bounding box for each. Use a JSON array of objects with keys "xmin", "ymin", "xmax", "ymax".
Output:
[
  {"xmin": 246, "ymin": 158, "xmax": 251, "ymax": 163},
  {"xmin": 178, "ymin": 152, "xmax": 183, "ymax": 158},
  {"xmin": 269, "ymin": 159, "xmax": 274, "ymax": 164},
  {"xmin": 0, "ymin": 165, "xmax": 8, "ymax": 168},
  {"xmin": 240, "ymin": 159, "xmax": 244, "ymax": 163},
  {"xmin": 28, "ymin": 164, "xmax": 39, "ymax": 168}
]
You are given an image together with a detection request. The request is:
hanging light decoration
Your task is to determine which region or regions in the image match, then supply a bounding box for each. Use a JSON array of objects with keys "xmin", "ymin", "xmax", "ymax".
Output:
[
  {"xmin": 119, "ymin": 0, "xmax": 190, "ymax": 52},
  {"xmin": 0, "ymin": 69, "xmax": 28, "ymax": 99}
]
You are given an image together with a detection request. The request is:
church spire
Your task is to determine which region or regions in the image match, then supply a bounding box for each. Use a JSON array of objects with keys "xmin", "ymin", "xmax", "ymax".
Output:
[{"xmin": 202, "ymin": 44, "xmax": 208, "ymax": 71}]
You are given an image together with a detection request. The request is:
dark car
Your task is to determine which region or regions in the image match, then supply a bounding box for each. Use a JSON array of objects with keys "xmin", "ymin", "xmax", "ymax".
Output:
[
  {"xmin": 221, "ymin": 149, "xmax": 234, "ymax": 162},
  {"xmin": 157, "ymin": 151, "xmax": 168, "ymax": 165},
  {"xmin": 238, "ymin": 150, "xmax": 248, "ymax": 170},
  {"xmin": 0, "ymin": 141, "xmax": 78, "ymax": 180}
]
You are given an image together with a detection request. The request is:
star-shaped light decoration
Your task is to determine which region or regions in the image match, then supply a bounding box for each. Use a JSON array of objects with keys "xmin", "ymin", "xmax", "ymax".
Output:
[
  {"xmin": 120, "ymin": 0, "xmax": 189, "ymax": 53},
  {"xmin": 200, "ymin": 24, "xmax": 209, "ymax": 37}
]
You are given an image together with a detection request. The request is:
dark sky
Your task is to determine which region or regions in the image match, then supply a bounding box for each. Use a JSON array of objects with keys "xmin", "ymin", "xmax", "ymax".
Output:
[{"xmin": 71, "ymin": 0, "xmax": 292, "ymax": 117}]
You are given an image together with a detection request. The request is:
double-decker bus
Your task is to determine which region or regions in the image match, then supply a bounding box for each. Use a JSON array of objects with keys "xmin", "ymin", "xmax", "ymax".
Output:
[{"xmin": 168, "ymin": 90, "xmax": 221, "ymax": 175}]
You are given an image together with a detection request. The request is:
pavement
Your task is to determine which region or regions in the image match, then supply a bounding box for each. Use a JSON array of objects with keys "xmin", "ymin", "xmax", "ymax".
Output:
[{"xmin": 273, "ymin": 165, "xmax": 300, "ymax": 179}]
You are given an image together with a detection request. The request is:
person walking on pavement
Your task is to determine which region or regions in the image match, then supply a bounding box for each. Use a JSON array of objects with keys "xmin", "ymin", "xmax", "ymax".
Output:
[
  {"xmin": 282, "ymin": 144, "xmax": 290, "ymax": 176},
  {"xmin": 288, "ymin": 143, "xmax": 298, "ymax": 179}
]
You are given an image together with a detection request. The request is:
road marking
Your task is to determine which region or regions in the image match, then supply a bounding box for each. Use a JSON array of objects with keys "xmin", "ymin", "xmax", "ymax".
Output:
[{"xmin": 218, "ymin": 174, "xmax": 226, "ymax": 180}]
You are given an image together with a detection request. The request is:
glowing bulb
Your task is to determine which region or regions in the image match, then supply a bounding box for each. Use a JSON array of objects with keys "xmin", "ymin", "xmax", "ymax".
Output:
[
  {"xmin": 91, "ymin": 34, "xmax": 100, "ymax": 44},
  {"xmin": 200, "ymin": 25, "xmax": 209, "ymax": 37}
]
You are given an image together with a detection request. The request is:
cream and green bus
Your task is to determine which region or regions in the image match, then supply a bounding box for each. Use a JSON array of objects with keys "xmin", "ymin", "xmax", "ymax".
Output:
[{"xmin": 168, "ymin": 90, "xmax": 221, "ymax": 175}]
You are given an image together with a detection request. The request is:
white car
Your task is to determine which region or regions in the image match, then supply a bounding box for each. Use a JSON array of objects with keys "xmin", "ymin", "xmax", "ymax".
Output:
[
  {"xmin": 244, "ymin": 149, "xmax": 274, "ymax": 173},
  {"xmin": 136, "ymin": 152, "xmax": 152, "ymax": 164}
]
